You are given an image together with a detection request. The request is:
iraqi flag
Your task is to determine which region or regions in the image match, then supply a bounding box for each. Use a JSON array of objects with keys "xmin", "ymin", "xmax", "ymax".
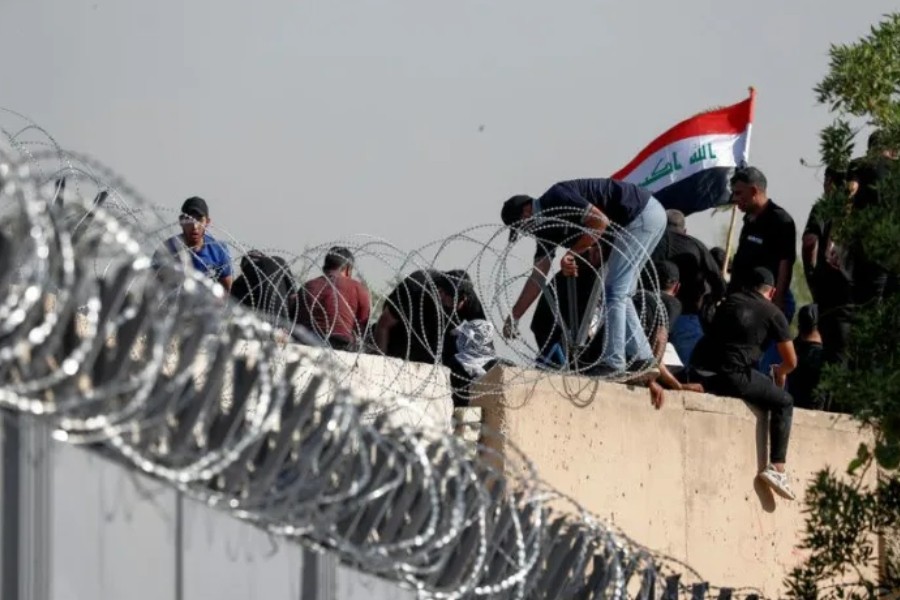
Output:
[{"xmin": 611, "ymin": 89, "xmax": 756, "ymax": 216}]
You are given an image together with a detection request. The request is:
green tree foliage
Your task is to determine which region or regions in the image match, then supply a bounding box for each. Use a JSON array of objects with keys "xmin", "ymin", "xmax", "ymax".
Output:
[{"xmin": 785, "ymin": 13, "xmax": 900, "ymax": 599}]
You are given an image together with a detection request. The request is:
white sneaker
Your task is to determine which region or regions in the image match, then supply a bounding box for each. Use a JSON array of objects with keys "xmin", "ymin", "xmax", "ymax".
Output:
[{"xmin": 758, "ymin": 464, "xmax": 796, "ymax": 500}]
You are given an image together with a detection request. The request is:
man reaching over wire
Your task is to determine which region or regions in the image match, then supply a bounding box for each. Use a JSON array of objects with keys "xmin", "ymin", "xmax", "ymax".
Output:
[{"xmin": 500, "ymin": 178, "xmax": 666, "ymax": 384}]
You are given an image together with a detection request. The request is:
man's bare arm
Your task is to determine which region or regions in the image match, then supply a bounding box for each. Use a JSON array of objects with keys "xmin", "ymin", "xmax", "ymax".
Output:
[
  {"xmin": 568, "ymin": 206, "xmax": 609, "ymax": 256},
  {"xmin": 801, "ymin": 233, "xmax": 819, "ymax": 272},
  {"xmin": 773, "ymin": 259, "xmax": 792, "ymax": 309},
  {"xmin": 772, "ymin": 340, "xmax": 798, "ymax": 388},
  {"xmin": 510, "ymin": 256, "xmax": 552, "ymax": 321}
]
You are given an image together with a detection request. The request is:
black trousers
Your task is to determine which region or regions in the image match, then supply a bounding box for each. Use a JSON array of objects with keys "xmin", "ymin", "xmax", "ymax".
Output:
[
  {"xmin": 707, "ymin": 369, "xmax": 794, "ymax": 464},
  {"xmin": 819, "ymin": 308, "xmax": 853, "ymax": 367}
]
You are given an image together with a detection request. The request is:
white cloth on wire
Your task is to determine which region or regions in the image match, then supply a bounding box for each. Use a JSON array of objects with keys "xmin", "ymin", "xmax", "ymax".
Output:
[{"xmin": 452, "ymin": 319, "xmax": 497, "ymax": 378}]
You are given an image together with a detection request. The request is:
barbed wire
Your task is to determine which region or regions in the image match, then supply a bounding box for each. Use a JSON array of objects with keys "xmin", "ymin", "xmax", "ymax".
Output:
[{"xmin": 0, "ymin": 111, "xmax": 763, "ymax": 600}]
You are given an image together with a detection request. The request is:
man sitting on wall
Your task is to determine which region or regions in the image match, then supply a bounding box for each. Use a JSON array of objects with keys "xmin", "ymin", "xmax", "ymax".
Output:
[{"xmin": 690, "ymin": 267, "xmax": 798, "ymax": 500}]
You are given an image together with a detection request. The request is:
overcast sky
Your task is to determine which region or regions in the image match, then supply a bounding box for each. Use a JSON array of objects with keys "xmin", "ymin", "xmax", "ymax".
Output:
[{"xmin": 1, "ymin": 0, "xmax": 895, "ymax": 283}]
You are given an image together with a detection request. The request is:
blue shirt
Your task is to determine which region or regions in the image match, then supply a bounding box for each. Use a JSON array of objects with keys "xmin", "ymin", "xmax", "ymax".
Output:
[
  {"xmin": 157, "ymin": 234, "xmax": 233, "ymax": 281},
  {"xmin": 533, "ymin": 178, "xmax": 651, "ymax": 260}
]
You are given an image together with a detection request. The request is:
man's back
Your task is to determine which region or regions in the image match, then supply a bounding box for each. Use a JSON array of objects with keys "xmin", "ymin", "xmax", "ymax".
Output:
[
  {"xmin": 651, "ymin": 230, "xmax": 724, "ymax": 313},
  {"xmin": 299, "ymin": 274, "xmax": 370, "ymax": 345},
  {"xmin": 694, "ymin": 290, "xmax": 790, "ymax": 373},
  {"xmin": 384, "ymin": 270, "xmax": 447, "ymax": 362},
  {"xmin": 538, "ymin": 178, "xmax": 651, "ymax": 227},
  {"xmin": 231, "ymin": 252, "xmax": 297, "ymax": 321}
]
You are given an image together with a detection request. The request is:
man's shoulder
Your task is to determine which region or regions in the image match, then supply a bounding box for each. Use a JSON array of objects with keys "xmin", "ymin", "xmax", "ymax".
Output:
[
  {"xmin": 203, "ymin": 235, "xmax": 232, "ymax": 257},
  {"xmin": 677, "ymin": 231, "xmax": 709, "ymax": 252},
  {"xmin": 302, "ymin": 274, "xmax": 327, "ymax": 291},
  {"xmin": 202, "ymin": 234, "xmax": 228, "ymax": 249},
  {"xmin": 766, "ymin": 200, "xmax": 796, "ymax": 226},
  {"xmin": 662, "ymin": 292, "xmax": 682, "ymax": 313}
]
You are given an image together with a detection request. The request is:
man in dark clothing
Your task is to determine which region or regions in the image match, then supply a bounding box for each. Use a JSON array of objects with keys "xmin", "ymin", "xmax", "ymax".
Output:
[
  {"xmin": 845, "ymin": 130, "xmax": 898, "ymax": 306},
  {"xmin": 231, "ymin": 251, "xmax": 299, "ymax": 324},
  {"xmin": 690, "ymin": 267, "xmax": 798, "ymax": 500},
  {"xmin": 649, "ymin": 209, "xmax": 726, "ymax": 367},
  {"xmin": 530, "ymin": 246, "xmax": 605, "ymax": 371},
  {"xmin": 788, "ymin": 304, "xmax": 825, "ymax": 410},
  {"xmin": 728, "ymin": 168, "xmax": 797, "ymax": 315},
  {"xmin": 297, "ymin": 247, "xmax": 371, "ymax": 351},
  {"xmin": 728, "ymin": 167, "xmax": 797, "ymax": 375},
  {"xmin": 375, "ymin": 269, "xmax": 483, "ymax": 364},
  {"xmin": 801, "ymin": 168, "xmax": 854, "ymax": 366},
  {"xmin": 500, "ymin": 178, "xmax": 666, "ymax": 382}
]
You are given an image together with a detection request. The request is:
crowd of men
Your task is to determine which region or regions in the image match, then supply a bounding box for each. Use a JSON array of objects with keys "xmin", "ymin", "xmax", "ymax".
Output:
[{"xmin": 153, "ymin": 131, "xmax": 897, "ymax": 502}]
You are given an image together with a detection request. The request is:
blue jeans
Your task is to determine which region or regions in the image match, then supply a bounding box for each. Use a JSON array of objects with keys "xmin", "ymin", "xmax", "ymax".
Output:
[
  {"xmin": 599, "ymin": 197, "xmax": 667, "ymax": 370},
  {"xmin": 758, "ymin": 288, "xmax": 796, "ymax": 374},
  {"xmin": 670, "ymin": 314, "xmax": 704, "ymax": 368}
]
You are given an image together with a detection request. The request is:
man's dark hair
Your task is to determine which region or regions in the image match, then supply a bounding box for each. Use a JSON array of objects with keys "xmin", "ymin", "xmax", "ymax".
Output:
[
  {"xmin": 323, "ymin": 246, "xmax": 354, "ymax": 272},
  {"xmin": 433, "ymin": 270, "xmax": 467, "ymax": 300},
  {"xmin": 501, "ymin": 195, "xmax": 534, "ymax": 242},
  {"xmin": 730, "ymin": 166, "xmax": 768, "ymax": 192},
  {"xmin": 435, "ymin": 270, "xmax": 486, "ymax": 320},
  {"xmin": 868, "ymin": 129, "xmax": 885, "ymax": 152},
  {"xmin": 654, "ymin": 260, "xmax": 680, "ymax": 290}
]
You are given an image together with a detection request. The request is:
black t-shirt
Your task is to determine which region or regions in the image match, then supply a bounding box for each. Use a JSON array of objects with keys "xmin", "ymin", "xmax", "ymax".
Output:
[
  {"xmin": 789, "ymin": 338, "xmax": 824, "ymax": 410},
  {"xmin": 533, "ymin": 178, "xmax": 652, "ymax": 260},
  {"xmin": 693, "ymin": 290, "xmax": 791, "ymax": 373},
  {"xmin": 649, "ymin": 230, "xmax": 726, "ymax": 313},
  {"xmin": 729, "ymin": 200, "xmax": 796, "ymax": 293},
  {"xmin": 384, "ymin": 270, "xmax": 449, "ymax": 363},
  {"xmin": 384, "ymin": 270, "xmax": 485, "ymax": 364},
  {"xmin": 634, "ymin": 290, "xmax": 682, "ymax": 341}
]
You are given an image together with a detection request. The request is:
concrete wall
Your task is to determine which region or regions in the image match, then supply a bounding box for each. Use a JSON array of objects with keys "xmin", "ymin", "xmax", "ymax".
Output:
[
  {"xmin": 471, "ymin": 366, "xmax": 877, "ymax": 598},
  {"xmin": 0, "ymin": 339, "xmax": 883, "ymax": 598},
  {"xmin": 1, "ymin": 414, "xmax": 415, "ymax": 600}
]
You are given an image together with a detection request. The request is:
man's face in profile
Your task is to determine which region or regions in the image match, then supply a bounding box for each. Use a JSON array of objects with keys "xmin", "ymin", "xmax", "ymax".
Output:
[{"xmin": 731, "ymin": 181, "xmax": 757, "ymax": 213}]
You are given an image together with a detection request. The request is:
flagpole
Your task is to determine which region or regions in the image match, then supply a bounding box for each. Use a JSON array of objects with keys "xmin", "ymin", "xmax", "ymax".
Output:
[
  {"xmin": 721, "ymin": 86, "xmax": 756, "ymax": 279},
  {"xmin": 722, "ymin": 207, "xmax": 739, "ymax": 279}
]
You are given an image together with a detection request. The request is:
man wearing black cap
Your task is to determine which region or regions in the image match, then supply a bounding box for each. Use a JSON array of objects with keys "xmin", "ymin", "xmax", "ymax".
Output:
[
  {"xmin": 690, "ymin": 267, "xmax": 798, "ymax": 500},
  {"xmin": 155, "ymin": 196, "xmax": 233, "ymax": 291},
  {"xmin": 500, "ymin": 178, "xmax": 666, "ymax": 381},
  {"xmin": 648, "ymin": 209, "xmax": 726, "ymax": 367}
]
